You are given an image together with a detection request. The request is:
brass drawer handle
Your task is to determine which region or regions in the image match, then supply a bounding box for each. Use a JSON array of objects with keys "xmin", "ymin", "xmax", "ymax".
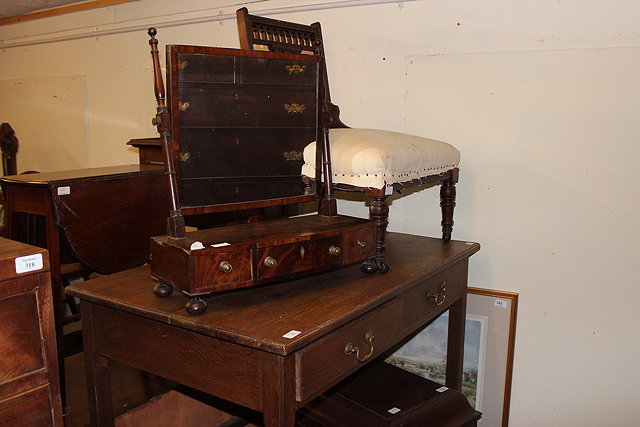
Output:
[
  {"xmin": 344, "ymin": 330, "xmax": 375, "ymax": 362},
  {"xmin": 427, "ymin": 281, "xmax": 447, "ymax": 306},
  {"xmin": 178, "ymin": 101, "xmax": 190, "ymax": 112},
  {"xmin": 219, "ymin": 261, "xmax": 232, "ymax": 274},
  {"xmin": 285, "ymin": 64, "xmax": 307, "ymax": 75},
  {"xmin": 284, "ymin": 103, "xmax": 305, "ymax": 114},
  {"xmin": 264, "ymin": 256, "xmax": 278, "ymax": 268},
  {"xmin": 356, "ymin": 240, "xmax": 367, "ymax": 248},
  {"xmin": 328, "ymin": 245, "xmax": 341, "ymax": 256}
]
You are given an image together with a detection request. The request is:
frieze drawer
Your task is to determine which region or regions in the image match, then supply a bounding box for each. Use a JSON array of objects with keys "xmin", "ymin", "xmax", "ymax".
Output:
[
  {"xmin": 295, "ymin": 299, "xmax": 404, "ymax": 403},
  {"xmin": 402, "ymin": 260, "xmax": 467, "ymax": 332}
]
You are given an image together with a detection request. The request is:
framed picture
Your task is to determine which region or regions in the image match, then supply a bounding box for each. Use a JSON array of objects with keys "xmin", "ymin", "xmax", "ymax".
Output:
[{"xmin": 386, "ymin": 287, "xmax": 518, "ymax": 427}]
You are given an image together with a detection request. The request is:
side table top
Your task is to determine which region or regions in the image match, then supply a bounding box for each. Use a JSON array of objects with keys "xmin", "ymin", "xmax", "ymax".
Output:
[
  {"xmin": 0, "ymin": 164, "xmax": 162, "ymax": 186},
  {"xmin": 67, "ymin": 233, "xmax": 479, "ymax": 355}
]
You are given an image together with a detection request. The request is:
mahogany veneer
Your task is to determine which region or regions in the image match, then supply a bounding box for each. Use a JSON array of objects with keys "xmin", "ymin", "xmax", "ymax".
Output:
[
  {"xmin": 67, "ymin": 233, "xmax": 479, "ymax": 426},
  {"xmin": 0, "ymin": 238, "xmax": 62, "ymax": 426}
]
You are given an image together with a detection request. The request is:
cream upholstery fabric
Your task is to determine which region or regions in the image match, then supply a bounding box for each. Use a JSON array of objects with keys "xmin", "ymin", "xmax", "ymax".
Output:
[{"xmin": 302, "ymin": 128, "xmax": 460, "ymax": 188}]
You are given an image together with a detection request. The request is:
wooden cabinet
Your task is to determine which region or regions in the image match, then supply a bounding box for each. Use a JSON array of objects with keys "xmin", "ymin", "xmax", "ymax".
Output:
[{"xmin": 0, "ymin": 238, "xmax": 62, "ymax": 426}]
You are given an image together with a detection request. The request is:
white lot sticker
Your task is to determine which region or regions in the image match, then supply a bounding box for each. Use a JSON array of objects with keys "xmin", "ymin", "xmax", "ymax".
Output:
[
  {"xmin": 211, "ymin": 242, "xmax": 231, "ymax": 248},
  {"xmin": 436, "ymin": 386, "xmax": 449, "ymax": 393},
  {"xmin": 190, "ymin": 241, "xmax": 205, "ymax": 250},
  {"xmin": 387, "ymin": 407, "xmax": 401, "ymax": 414},
  {"xmin": 15, "ymin": 253, "xmax": 44, "ymax": 274},
  {"xmin": 57, "ymin": 186, "xmax": 71, "ymax": 195},
  {"xmin": 495, "ymin": 299, "xmax": 508, "ymax": 309},
  {"xmin": 282, "ymin": 330, "xmax": 301, "ymax": 339}
]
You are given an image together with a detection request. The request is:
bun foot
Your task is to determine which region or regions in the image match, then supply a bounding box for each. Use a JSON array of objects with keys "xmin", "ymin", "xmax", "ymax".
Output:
[
  {"xmin": 185, "ymin": 297, "xmax": 207, "ymax": 315},
  {"xmin": 153, "ymin": 281, "xmax": 173, "ymax": 297},
  {"xmin": 361, "ymin": 259, "xmax": 379, "ymax": 274}
]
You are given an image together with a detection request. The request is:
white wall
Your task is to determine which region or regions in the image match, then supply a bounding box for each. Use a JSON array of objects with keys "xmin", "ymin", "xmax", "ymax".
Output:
[{"xmin": 2, "ymin": 0, "xmax": 639, "ymax": 425}]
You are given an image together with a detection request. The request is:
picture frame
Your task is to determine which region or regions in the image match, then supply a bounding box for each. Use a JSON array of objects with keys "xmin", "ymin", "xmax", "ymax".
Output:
[{"xmin": 386, "ymin": 287, "xmax": 518, "ymax": 427}]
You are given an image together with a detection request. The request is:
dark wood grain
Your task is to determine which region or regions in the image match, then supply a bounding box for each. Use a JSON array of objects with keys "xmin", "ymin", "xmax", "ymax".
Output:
[
  {"xmin": 299, "ymin": 361, "xmax": 481, "ymax": 426},
  {"xmin": 69, "ymin": 234, "xmax": 479, "ymax": 355},
  {"xmin": 1, "ymin": 165, "xmax": 167, "ymax": 275},
  {"xmin": 165, "ymin": 45, "xmax": 322, "ymax": 217},
  {"xmin": 69, "ymin": 233, "xmax": 479, "ymax": 426},
  {"xmin": 149, "ymin": 214, "xmax": 376, "ymax": 296},
  {"xmin": 0, "ymin": 238, "xmax": 62, "ymax": 426}
]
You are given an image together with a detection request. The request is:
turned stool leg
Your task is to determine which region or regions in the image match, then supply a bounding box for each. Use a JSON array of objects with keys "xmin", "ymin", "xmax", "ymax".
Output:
[
  {"xmin": 362, "ymin": 194, "xmax": 390, "ymax": 274},
  {"xmin": 440, "ymin": 176, "xmax": 457, "ymax": 242}
]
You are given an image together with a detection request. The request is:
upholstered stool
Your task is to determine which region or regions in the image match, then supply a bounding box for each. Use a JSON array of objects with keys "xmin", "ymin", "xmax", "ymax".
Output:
[
  {"xmin": 302, "ymin": 128, "xmax": 461, "ymax": 272},
  {"xmin": 236, "ymin": 8, "xmax": 461, "ymax": 273}
]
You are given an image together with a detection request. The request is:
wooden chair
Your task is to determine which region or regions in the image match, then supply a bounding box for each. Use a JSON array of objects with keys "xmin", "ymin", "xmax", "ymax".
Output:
[{"xmin": 236, "ymin": 8, "xmax": 460, "ymax": 272}]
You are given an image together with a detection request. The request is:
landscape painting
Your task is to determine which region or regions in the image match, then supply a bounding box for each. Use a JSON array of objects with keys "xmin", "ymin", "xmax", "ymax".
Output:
[{"xmin": 386, "ymin": 312, "xmax": 488, "ymax": 410}]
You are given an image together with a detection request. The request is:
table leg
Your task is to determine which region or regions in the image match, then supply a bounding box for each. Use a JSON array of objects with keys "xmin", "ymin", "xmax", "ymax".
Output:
[
  {"xmin": 43, "ymin": 194, "xmax": 68, "ymax": 405},
  {"xmin": 445, "ymin": 292, "xmax": 467, "ymax": 390},
  {"xmin": 81, "ymin": 301, "xmax": 115, "ymax": 427},
  {"xmin": 261, "ymin": 353, "xmax": 296, "ymax": 427}
]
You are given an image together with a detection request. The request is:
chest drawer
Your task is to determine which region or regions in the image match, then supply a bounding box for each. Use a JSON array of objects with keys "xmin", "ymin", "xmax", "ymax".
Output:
[
  {"xmin": 193, "ymin": 250, "xmax": 253, "ymax": 294},
  {"xmin": 342, "ymin": 226, "xmax": 376, "ymax": 264},
  {"xmin": 177, "ymin": 85, "xmax": 316, "ymax": 128},
  {"xmin": 178, "ymin": 53, "xmax": 235, "ymax": 84},
  {"xmin": 402, "ymin": 261, "xmax": 467, "ymax": 332},
  {"xmin": 295, "ymin": 299, "xmax": 403, "ymax": 403},
  {"xmin": 257, "ymin": 241, "xmax": 315, "ymax": 281},
  {"xmin": 238, "ymin": 57, "xmax": 318, "ymax": 86}
]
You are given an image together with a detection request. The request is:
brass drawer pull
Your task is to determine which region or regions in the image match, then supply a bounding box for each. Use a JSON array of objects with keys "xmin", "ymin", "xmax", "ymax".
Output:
[
  {"xmin": 178, "ymin": 101, "xmax": 190, "ymax": 112},
  {"xmin": 219, "ymin": 261, "xmax": 232, "ymax": 274},
  {"xmin": 356, "ymin": 240, "xmax": 367, "ymax": 248},
  {"xmin": 344, "ymin": 330, "xmax": 375, "ymax": 362},
  {"xmin": 264, "ymin": 256, "xmax": 278, "ymax": 268},
  {"xmin": 427, "ymin": 281, "xmax": 447, "ymax": 306},
  {"xmin": 285, "ymin": 64, "xmax": 307, "ymax": 75},
  {"xmin": 328, "ymin": 245, "xmax": 341, "ymax": 256},
  {"xmin": 284, "ymin": 103, "xmax": 305, "ymax": 114}
]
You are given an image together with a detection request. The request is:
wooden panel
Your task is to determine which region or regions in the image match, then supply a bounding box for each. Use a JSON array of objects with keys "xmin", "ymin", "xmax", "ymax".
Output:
[
  {"xmin": 180, "ymin": 176, "xmax": 307, "ymax": 208},
  {"xmin": 401, "ymin": 260, "xmax": 466, "ymax": 333},
  {"xmin": 239, "ymin": 57, "xmax": 318, "ymax": 86},
  {"xmin": 178, "ymin": 128, "xmax": 314, "ymax": 179},
  {"xmin": 299, "ymin": 361, "xmax": 481, "ymax": 426},
  {"xmin": 51, "ymin": 170, "xmax": 168, "ymax": 274},
  {"xmin": 6, "ymin": 185, "xmax": 47, "ymax": 215},
  {"xmin": 193, "ymin": 249, "xmax": 254, "ymax": 294},
  {"xmin": 295, "ymin": 300, "xmax": 404, "ymax": 402},
  {"xmin": 0, "ymin": 238, "xmax": 62, "ymax": 426},
  {"xmin": 312, "ymin": 236, "xmax": 342, "ymax": 269},
  {"xmin": 0, "ymin": 291, "xmax": 45, "ymax": 383},
  {"xmin": 257, "ymin": 241, "xmax": 315, "ymax": 281},
  {"xmin": 178, "ymin": 53, "xmax": 235, "ymax": 84},
  {"xmin": 177, "ymin": 84, "xmax": 317, "ymax": 128},
  {"xmin": 92, "ymin": 305, "xmax": 264, "ymax": 411},
  {"xmin": 342, "ymin": 226, "xmax": 377, "ymax": 264},
  {"xmin": 0, "ymin": 384, "xmax": 55, "ymax": 427}
]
